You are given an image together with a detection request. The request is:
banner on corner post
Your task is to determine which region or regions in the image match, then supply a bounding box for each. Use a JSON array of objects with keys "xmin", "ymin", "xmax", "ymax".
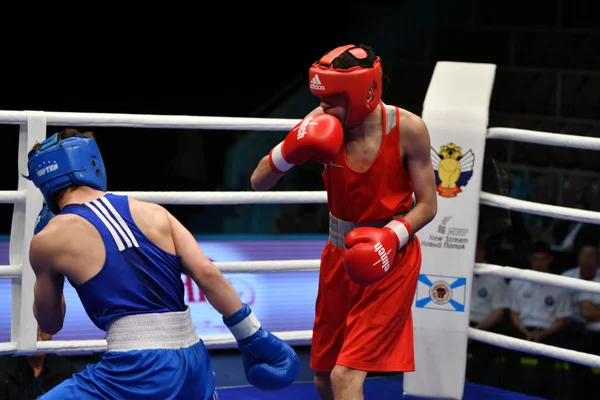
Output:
[{"xmin": 403, "ymin": 62, "xmax": 496, "ymax": 400}]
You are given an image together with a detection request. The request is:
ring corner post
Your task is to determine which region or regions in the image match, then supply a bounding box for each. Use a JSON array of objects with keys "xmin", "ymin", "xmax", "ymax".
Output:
[
  {"xmin": 10, "ymin": 111, "xmax": 46, "ymax": 355},
  {"xmin": 402, "ymin": 61, "xmax": 496, "ymax": 399}
]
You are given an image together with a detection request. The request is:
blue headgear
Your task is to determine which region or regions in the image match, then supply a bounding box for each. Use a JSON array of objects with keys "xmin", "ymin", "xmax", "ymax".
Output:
[
  {"xmin": 25, "ymin": 133, "xmax": 107, "ymax": 213},
  {"xmin": 34, "ymin": 203, "xmax": 55, "ymax": 235}
]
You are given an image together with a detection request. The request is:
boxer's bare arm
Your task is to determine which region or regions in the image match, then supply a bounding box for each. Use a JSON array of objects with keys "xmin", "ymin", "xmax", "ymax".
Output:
[
  {"xmin": 167, "ymin": 212, "xmax": 242, "ymax": 317},
  {"xmin": 250, "ymin": 155, "xmax": 284, "ymax": 191},
  {"xmin": 29, "ymin": 218, "xmax": 68, "ymax": 335},
  {"xmin": 400, "ymin": 111, "xmax": 438, "ymax": 233},
  {"xmin": 250, "ymin": 107, "xmax": 324, "ymax": 191}
]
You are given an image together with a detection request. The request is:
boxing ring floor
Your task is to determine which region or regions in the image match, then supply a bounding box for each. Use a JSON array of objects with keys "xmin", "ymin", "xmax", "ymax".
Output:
[{"xmin": 216, "ymin": 376, "xmax": 543, "ymax": 399}]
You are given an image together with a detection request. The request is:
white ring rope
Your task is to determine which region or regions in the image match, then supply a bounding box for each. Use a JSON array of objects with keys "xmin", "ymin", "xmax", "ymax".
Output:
[
  {"xmin": 6, "ymin": 190, "xmax": 598, "ymax": 227},
  {"xmin": 0, "ymin": 109, "xmax": 597, "ymax": 152},
  {"xmin": 487, "ymin": 128, "xmax": 600, "ymax": 151},
  {"xmin": 1, "ymin": 326, "xmax": 598, "ymax": 370},
  {"xmin": 4, "ymin": 260, "xmax": 600, "ymax": 294},
  {"xmin": 0, "ymin": 110, "xmax": 597, "ymax": 150},
  {"xmin": 480, "ymin": 192, "xmax": 600, "ymax": 225},
  {"xmin": 213, "ymin": 260, "xmax": 320, "ymax": 273},
  {"xmin": 0, "ymin": 190, "xmax": 26, "ymax": 204},
  {"xmin": 468, "ymin": 328, "xmax": 600, "ymax": 368},
  {"xmin": 474, "ymin": 263, "xmax": 600, "ymax": 294},
  {"xmin": 0, "ymin": 260, "xmax": 320, "ymax": 279},
  {"xmin": 0, "ymin": 330, "xmax": 313, "ymax": 356},
  {"xmin": 3, "ymin": 258, "xmax": 600, "ymax": 294},
  {"xmin": 0, "ymin": 110, "xmax": 299, "ymax": 131},
  {"xmin": 6, "ymin": 190, "xmax": 600, "ymax": 229},
  {"xmin": 111, "ymin": 191, "xmax": 328, "ymax": 205},
  {"xmin": 0, "ymin": 265, "xmax": 22, "ymax": 278}
]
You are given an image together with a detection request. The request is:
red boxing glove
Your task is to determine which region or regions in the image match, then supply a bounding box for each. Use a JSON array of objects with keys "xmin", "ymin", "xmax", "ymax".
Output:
[
  {"xmin": 342, "ymin": 219, "xmax": 413, "ymax": 285},
  {"xmin": 269, "ymin": 114, "xmax": 343, "ymax": 173}
]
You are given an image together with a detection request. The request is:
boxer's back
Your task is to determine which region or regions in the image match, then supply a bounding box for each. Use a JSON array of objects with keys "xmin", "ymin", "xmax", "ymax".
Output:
[{"xmin": 57, "ymin": 193, "xmax": 186, "ymax": 331}]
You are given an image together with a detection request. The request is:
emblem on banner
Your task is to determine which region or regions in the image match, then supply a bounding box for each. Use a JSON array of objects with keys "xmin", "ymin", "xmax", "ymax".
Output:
[
  {"xmin": 415, "ymin": 274, "xmax": 466, "ymax": 312},
  {"xmin": 430, "ymin": 281, "xmax": 452, "ymax": 305},
  {"xmin": 431, "ymin": 142, "xmax": 475, "ymax": 198}
]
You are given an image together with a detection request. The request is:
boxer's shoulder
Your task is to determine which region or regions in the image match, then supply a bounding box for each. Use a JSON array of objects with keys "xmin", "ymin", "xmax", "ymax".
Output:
[
  {"xmin": 398, "ymin": 109, "xmax": 430, "ymax": 151},
  {"xmin": 128, "ymin": 198, "xmax": 168, "ymax": 221},
  {"xmin": 398, "ymin": 108, "xmax": 426, "ymax": 131},
  {"xmin": 128, "ymin": 196, "xmax": 166, "ymax": 213},
  {"xmin": 32, "ymin": 213, "xmax": 90, "ymax": 247},
  {"xmin": 31, "ymin": 213, "xmax": 105, "ymax": 276},
  {"xmin": 29, "ymin": 215, "xmax": 77, "ymax": 266},
  {"xmin": 128, "ymin": 197, "xmax": 172, "ymax": 235}
]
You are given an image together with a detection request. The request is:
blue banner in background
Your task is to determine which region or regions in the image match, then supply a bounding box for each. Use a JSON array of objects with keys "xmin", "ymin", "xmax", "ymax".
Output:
[{"xmin": 0, "ymin": 235, "xmax": 327, "ymax": 342}]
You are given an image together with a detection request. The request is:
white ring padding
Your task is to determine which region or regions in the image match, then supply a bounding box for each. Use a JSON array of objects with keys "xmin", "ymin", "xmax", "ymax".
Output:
[
  {"xmin": 110, "ymin": 191, "xmax": 328, "ymax": 205},
  {"xmin": 0, "ymin": 190, "xmax": 26, "ymax": 204},
  {"xmin": 0, "ymin": 330, "xmax": 314, "ymax": 355},
  {"xmin": 469, "ymin": 327, "xmax": 600, "ymax": 368},
  {"xmin": 480, "ymin": 192, "xmax": 600, "ymax": 225},
  {"xmin": 488, "ymin": 127, "xmax": 600, "ymax": 151},
  {"xmin": 475, "ymin": 263, "xmax": 600, "ymax": 295},
  {"xmin": 0, "ymin": 110, "xmax": 301, "ymax": 131}
]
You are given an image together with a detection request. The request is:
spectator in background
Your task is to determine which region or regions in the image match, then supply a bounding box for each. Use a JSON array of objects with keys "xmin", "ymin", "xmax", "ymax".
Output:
[
  {"xmin": 0, "ymin": 325, "xmax": 76, "ymax": 399},
  {"xmin": 562, "ymin": 243, "xmax": 600, "ymax": 331},
  {"xmin": 550, "ymin": 198, "xmax": 600, "ymax": 253},
  {"xmin": 486, "ymin": 226, "xmax": 530, "ymax": 271},
  {"xmin": 466, "ymin": 238, "xmax": 509, "ymax": 386},
  {"xmin": 503, "ymin": 241, "xmax": 572, "ymax": 399},
  {"xmin": 569, "ymin": 243, "xmax": 600, "ymax": 396}
]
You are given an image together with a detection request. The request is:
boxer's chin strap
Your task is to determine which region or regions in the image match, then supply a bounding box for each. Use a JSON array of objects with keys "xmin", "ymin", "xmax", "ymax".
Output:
[
  {"xmin": 269, "ymin": 141, "xmax": 294, "ymax": 173},
  {"xmin": 385, "ymin": 218, "xmax": 413, "ymax": 250}
]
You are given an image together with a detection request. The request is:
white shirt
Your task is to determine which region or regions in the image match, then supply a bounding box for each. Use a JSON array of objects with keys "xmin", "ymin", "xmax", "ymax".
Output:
[
  {"xmin": 577, "ymin": 288, "xmax": 600, "ymax": 332},
  {"xmin": 561, "ymin": 266, "xmax": 600, "ymax": 324},
  {"xmin": 470, "ymin": 275, "xmax": 510, "ymax": 323},
  {"xmin": 509, "ymin": 280, "xmax": 572, "ymax": 329}
]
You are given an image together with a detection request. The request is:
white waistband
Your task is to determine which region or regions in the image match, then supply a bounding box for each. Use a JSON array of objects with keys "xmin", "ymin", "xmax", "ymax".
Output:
[
  {"xmin": 105, "ymin": 307, "xmax": 199, "ymax": 352},
  {"xmin": 328, "ymin": 213, "xmax": 405, "ymax": 248}
]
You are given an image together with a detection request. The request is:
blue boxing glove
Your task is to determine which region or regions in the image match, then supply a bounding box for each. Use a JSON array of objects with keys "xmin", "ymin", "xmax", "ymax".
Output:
[
  {"xmin": 223, "ymin": 304, "xmax": 300, "ymax": 391},
  {"xmin": 34, "ymin": 203, "xmax": 55, "ymax": 235}
]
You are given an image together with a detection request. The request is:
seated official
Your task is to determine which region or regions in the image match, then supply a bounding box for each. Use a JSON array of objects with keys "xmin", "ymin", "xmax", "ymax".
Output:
[
  {"xmin": 561, "ymin": 243, "xmax": 600, "ymax": 398},
  {"xmin": 503, "ymin": 241, "xmax": 571, "ymax": 399},
  {"xmin": 467, "ymin": 238, "xmax": 509, "ymax": 386}
]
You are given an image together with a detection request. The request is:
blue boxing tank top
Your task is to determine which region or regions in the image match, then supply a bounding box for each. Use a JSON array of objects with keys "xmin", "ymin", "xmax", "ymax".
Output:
[{"xmin": 59, "ymin": 193, "xmax": 186, "ymax": 331}]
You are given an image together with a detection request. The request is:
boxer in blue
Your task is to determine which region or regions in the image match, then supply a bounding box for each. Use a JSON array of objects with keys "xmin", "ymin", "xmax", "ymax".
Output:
[{"xmin": 26, "ymin": 129, "xmax": 300, "ymax": 399}]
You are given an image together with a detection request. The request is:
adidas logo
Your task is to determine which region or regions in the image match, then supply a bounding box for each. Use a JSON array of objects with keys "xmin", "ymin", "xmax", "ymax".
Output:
[{"xmin": 310, "ymin": 74, "xmax": 325, "ymax": 91}]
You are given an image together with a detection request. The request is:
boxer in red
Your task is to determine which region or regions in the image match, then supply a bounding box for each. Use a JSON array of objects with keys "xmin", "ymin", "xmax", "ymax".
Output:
[{"xmin": 250, "ymin": 44, "xmax": 437, "ymax": 400}]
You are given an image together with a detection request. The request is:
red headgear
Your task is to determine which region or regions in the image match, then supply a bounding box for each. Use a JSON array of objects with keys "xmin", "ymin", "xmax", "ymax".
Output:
[{"xmin": 308, "ymin": 44, "xmax": 383, "ymax": 129}]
